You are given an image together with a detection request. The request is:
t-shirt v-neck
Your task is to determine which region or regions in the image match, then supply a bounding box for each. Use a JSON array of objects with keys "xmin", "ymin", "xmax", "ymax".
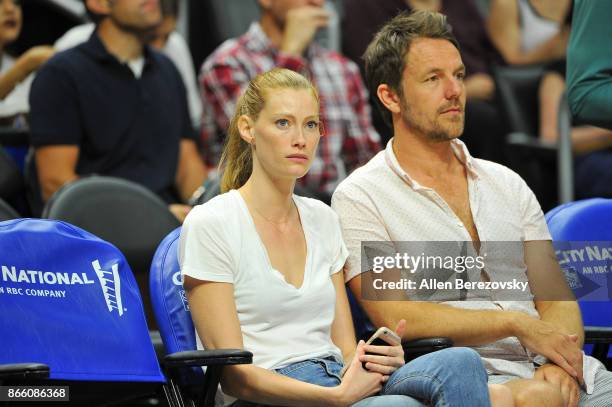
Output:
[{"xmin": 234, "ymin": 190, "xmax": 311, "ymax": 292}]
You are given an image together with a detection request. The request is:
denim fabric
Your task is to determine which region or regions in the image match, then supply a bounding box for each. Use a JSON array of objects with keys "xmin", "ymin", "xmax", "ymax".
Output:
[
  {"xmin": 275, "ymin": 356, "xmax": 343, "ymax": 387},
  {"xmin": 230, "ymin": 347, "xmax": 491, "ymax": 407}
]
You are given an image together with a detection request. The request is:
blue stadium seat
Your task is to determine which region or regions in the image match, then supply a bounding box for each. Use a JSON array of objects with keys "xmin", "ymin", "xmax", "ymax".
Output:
[
  {"xmin": 42, "ymin": 175, "xmax": 181, "ymax": 328},
  {"xmin": 0, "ymin": 218, "xmax": 173, "ymax": 405},
  {"xmin": 546, "ymin": 198, "xmax": 612, "ymax": 362},
  {"xmin": 150, "ymin": 227, "xmax": 253, "ymax": 407}
]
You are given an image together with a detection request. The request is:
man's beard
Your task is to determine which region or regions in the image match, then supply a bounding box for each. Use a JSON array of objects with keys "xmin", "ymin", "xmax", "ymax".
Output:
[{"xmin": 400, "ymin": 96, "xmax": 465, "ymax": 142}]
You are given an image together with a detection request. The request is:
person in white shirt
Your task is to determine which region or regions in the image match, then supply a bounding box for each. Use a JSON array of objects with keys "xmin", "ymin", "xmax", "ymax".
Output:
[
  {"xmin": 0, "ymin": 0, "xmax": 53, "ymax": 123},
  {"xmin": 332, "ymin": 10, "xmax": 612, "ymax": 407},
  {"xmin": 179, "ymin": 68, "xmax": 509, "ymax": 407},
  {"xmin": 55, "ymin": 0, "xmax": 202, "ymax": 128}
]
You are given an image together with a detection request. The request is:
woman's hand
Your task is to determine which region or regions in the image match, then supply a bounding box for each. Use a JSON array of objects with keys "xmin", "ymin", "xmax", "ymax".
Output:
[
  {"xmin": 20, "ymin": 46, "xmax": 55, "ymax": 73},
  {"xmin": 334, "ymin": 340, "xmax": 384, "ymax": 406},
  {"xmin": 359, "ymin": 320, "xmax": 407, "ymax": 377}
]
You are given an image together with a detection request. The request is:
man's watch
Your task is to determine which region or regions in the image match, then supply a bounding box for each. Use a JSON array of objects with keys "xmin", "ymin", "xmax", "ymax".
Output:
[{"xmin": 187, "ymin": 184, "xmax": 207, "ymax": 206}]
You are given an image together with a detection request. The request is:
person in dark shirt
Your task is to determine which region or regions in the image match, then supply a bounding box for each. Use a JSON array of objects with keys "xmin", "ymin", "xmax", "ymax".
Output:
[{"xmin": 29, "ymin": 0, "xmax": 206, "ymax": 222}]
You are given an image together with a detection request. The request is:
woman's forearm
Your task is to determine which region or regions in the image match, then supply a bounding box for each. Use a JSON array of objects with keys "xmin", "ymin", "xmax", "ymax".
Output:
[
  {"xmin": 221, "ymin": 364, "xmax": 345, "ymax": 407},
  {"xmin": 0, "ymin": 56, "xmax": 32, "ymax": 99}
]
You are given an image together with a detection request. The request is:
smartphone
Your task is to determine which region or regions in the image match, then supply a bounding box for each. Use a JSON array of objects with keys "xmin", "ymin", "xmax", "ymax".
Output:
[
  {"xmin": 362, "ymin": 327, "xmax": 401, "ymax": 369},
  {"xmin": 365, "ymin": 327, "xmax": 401, "ymax": 346}
]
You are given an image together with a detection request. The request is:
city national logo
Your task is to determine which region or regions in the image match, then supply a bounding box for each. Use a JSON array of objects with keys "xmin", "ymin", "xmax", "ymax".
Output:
[{"xmin": 92, "ymin": 260, "xmax": 124, "ymax": 317}]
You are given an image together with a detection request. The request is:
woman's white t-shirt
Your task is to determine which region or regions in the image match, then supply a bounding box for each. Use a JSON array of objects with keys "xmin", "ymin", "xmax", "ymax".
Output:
[
  {"xmin": 0, "ymin": 53, "xmax": 32, "ymax": 118},
  {"xmin": 179, "ymin": 189, "xmax": 348, "ymax": 370}
]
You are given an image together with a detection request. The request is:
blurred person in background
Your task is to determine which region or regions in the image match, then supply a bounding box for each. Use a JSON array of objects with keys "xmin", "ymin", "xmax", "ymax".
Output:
[
  {"xmin": 488, "ymin": 0, "xmax": 612, "ymax": 198},
  {"xmin": 342, "ymin": 0, "xmax": 507, "ymax": 163},
  {"xmin": 0, "ymin": 0, "xmax": 53, "ymax": 126},
  {"xmin": 28, "ymin": 0, "xmax": 206, "ymax": 221},
  {"xmin": 54, "ymin": 0, "xmax": 202, "ymax": 129},
  {"xmin": 199, "ymin": 0, "xmax": 381, "ymax": 203},
  {"xmin": 567, "ymin": 0, "xmax": 612, "ymax": 132},
  {"xmin": 566, "ymin": 0, "xmax": 612, "ymax": 198}
]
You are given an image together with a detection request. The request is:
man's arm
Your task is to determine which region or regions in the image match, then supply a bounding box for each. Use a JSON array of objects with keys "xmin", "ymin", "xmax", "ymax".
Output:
[
  {"xmin": 169, "ymin": 139, "xmax": 208, "ymax": 223},
  {"xmin": 526, "ymin": 240, "xmax": 584, "ymax": 345},
  {"xmin": 348, "ymin": 274, "xmax": 519, "ymax": 345},
  {"xmin": 34, "ymin": 145, "xmax": 79, "ymax": 201},
  {"xmin": 348, "ymin": 262, "xmax": 584, "ymax": 382},
  {"xmin": 334, "ymin": 188, "xmax": 518, "ymax": 345},
  {"xmin": 174, "ymin": 139, "xmax": 207, "ymax": 203},
  {"xmin": 29, "ymin": 61, "xmax": 83, "ymax": 202},
  {"xmin": 526, "ymin": 239, "xmax": 585, "ymax": 387}
]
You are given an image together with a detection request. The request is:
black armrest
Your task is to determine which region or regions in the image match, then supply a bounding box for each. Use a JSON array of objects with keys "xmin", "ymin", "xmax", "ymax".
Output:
[
  {"xmin": 402, "ymin": 337, "xmax": 453, "ymax": 362},
  {"xmin": 506, "ymin": 132, "xmax": 557, "ymax": 155},
  {"xmin": 0, "ymin": 363, "xmax": 50, "ymax": 380},
  {"xmin": 164, "ymin": 349, "xmax": 253, "ymax": 368},
  {"xmin": 163, "ymin": 350, "xmax": 252, "ymax": 407},
  {"xmin": 585, "ymin": 326, "xmax": 612, "ymax": 344},
  {"xmin": 0, "ymin": 128, "xmax": 29, "ymax": 147}
]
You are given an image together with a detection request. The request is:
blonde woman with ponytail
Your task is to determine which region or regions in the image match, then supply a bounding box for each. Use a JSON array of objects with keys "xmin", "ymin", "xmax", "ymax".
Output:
[{"xmin": 178, "ymin": 68, "xmax": 499, "ymax": 407}]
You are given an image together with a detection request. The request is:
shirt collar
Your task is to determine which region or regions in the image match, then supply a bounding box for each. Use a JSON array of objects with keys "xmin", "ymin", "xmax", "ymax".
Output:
[
  {"xmin": 384, "ymin": 138, "xmax": 480, "ymax": 189},
  {"xmin": 81, "ymin": 29, "xmax": 155, "ymax": 69},
  {"xmin": 244, "ymin": 21, "xmax": 320, "ymax": 60}
]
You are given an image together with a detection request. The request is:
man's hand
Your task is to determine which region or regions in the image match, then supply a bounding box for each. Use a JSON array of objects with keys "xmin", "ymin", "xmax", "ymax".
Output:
[
  {"xmin": 280, "ymin": 6, "xmax": 329, "ymax": 56},
  {"xmin": 535, "ymin": 363, "xmax": 581, "ymax": 407},
  {"xmin": 168, "ymin": 204, "xmax": 192, "ymax": 223},
  {"xmin": 514, "ymin": 314, "xmax": 584, "ymax": 386}
]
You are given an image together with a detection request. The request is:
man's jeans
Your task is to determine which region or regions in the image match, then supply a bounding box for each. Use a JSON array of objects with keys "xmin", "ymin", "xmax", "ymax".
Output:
[{"xmin": 231, "ymin": 347, "xmax": 491, "ymax": 406}]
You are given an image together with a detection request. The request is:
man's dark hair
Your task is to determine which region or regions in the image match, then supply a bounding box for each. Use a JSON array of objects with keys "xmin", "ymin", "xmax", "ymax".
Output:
[
  {"xmin": 83, "ymin": 0, "xmax": 178, "ymax": 24},
  {"xmin": 363, "ymin": 10, "xmax": 459, "ymax": 128}
]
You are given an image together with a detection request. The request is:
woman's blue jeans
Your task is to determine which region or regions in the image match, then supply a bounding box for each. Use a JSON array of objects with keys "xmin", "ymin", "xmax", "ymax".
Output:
[{"xmin": 231, "ymin": 347, "xmax": 491, "ymax": 406}]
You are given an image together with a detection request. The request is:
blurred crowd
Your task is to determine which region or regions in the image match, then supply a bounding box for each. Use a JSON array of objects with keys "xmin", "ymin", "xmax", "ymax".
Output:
[{"xmin": 0, "ymin": 0, "xmax": 611, "ymax": 220}]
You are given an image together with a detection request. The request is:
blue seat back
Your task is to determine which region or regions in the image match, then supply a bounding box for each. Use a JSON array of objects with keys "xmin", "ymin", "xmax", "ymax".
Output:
[
  {"xmin": 346, "ymin": 287, "xmax": 376, "ymax": 341},
  {"xmin": 0, "ymin": 218, "xmax": 165, "ymax": 382},
  {"xmin": 545, "ymin": 198, "xmax": 612, "ymax": 356},
  {"xmin": 150, "ymin": 227, "xmax": 204, "ymax": 383}
]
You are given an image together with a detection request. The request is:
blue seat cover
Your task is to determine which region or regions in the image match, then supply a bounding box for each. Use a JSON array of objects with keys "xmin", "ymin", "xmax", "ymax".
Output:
[
  {"xmin": 0, "ymin": 218, "xmax": 165, "ymax": 382},
  {"xmin": 545, "ymin": 198, "xmax": 612, "ymax": 356},
  {"xmin": 150, "ymin": 227, "xmax": 204, "ymax": 383}
]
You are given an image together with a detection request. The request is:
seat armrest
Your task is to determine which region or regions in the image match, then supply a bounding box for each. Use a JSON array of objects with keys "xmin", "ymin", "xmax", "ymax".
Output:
[
  {"xmin": 507, "ymin": 132, "xmax": 557, "ymax": 152},
  {"xmin": 0, "ymin": 363, "xmax": 50, "ymax": 380},
  {"xmin": 585, "ymin": 326, "xmax": 612, "ymax": 344},
  {"xmin": 402, "ymin": 337, "xmax": 453, "ymax": 362},
  {"xmin": 0, "ymin": 128, "xmax": 29, "ymax": 147},
  {"xmin": 164, "ymin": 349, "xmax": 253, "ymax": 368}
]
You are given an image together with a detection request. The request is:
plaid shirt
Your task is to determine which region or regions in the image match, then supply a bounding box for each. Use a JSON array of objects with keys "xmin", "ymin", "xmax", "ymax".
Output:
[{"xmin": 199, "ymin": 22, "xmax": 381, "ymax": 195}]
